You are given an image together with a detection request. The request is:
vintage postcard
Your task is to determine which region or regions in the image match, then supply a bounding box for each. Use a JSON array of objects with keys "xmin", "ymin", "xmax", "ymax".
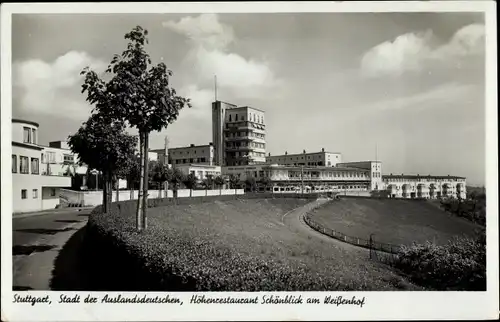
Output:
[{"xmin": 1, "ymin": 1, "xmax": 498, "ymax": 321}]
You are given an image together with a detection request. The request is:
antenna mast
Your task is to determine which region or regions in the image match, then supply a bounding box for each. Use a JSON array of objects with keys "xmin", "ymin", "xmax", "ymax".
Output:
[{"xmin": 214, "ymin": 75, "xmax": 218, "ymax": 102}]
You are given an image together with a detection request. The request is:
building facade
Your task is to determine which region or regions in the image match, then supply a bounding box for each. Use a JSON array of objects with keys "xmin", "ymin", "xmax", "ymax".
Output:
[
  {"xmin": 337, "ymin": 161, "xmax": 383, "ymax": 191},
  {"xmin": 222, "ymin": 164, "xmax": 371, "ymax": 193},
  {"xmin": 12, "ymin": 120, "xmax": 72, "ymax": 213},
  {"xmin": 266, "ymin": 148, "xmax": 342, "ymax": 167},
  {"xmin": 381, "ymin": 174, "xmax": 466, "ymax": 199},
  {"xmin": 212, "ymin": 100, "xmax": 266, "ymax": 166},
  {"xmin": 175, "ymin": 164, "xmax": 222, "ymax": 181},
  {"xmin": 152, "ymin": 143, "xmax": 214, "ymax": 166}
]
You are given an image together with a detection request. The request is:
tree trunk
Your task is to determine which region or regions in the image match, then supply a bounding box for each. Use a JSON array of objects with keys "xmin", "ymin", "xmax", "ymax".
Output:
[
  {"xmin": 115, "ymin": 175, "xmax": 120, "ymax": 202},
  {"xmin": 142, "ymin": 132, "xmax": 149, "ymax": 230},
  {"xmin": 136, "ymin": 132, "xmax": 145, "ymax": 231},
  {"xmin": 102, "ymin": 171, "xmax": 108, "ymax": 214},
  {"xmin": 130, "ymin": 184, "xmax": 133, "ymax": 200},
  {"xmin": 190, "ymin": 189, "xmax": 192, "ymax": 197}
]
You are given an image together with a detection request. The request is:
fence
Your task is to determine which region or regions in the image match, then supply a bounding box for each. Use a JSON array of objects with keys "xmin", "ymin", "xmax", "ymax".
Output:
[{"xmin": 303, "ymin": 211, "xmax": 402, "ymax": 263}]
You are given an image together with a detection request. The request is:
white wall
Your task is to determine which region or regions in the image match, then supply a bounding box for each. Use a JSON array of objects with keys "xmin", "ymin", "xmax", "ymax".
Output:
[{"xmin": 60, "ymin": 188, "xmax": 245, "ymax": 206}]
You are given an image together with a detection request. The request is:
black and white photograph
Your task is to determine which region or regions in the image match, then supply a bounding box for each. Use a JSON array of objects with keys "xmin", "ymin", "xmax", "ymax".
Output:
[{"xmin": 1, "ymin": 2, "xmax": 498, "ymax": 321}]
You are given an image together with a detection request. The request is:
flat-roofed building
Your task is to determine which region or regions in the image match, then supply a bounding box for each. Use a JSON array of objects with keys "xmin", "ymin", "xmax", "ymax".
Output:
[
  {"xmin": 382, "ymin": 174, "xmax": 466, "ymax": 199},
  {"xmin": 175, "ymin": 164, "xmax": 222, "ymax": 182},
  {"xmin": 337, "ymin": 161, "xmax": 383, "ymax": 191},
  {"xmin": 266, "ymin": 148, "xmax": 342, "ymax": 167},
  {"xmin": 222, "ymin": 164, "xmax": 371, "ymax": 193},
  {"xmin": 152, "ymin": 143, "xmax": 214, "ymax": 166}
]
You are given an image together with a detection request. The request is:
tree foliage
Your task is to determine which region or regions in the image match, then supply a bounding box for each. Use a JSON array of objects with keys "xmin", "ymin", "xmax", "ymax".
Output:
[{"xmin": 79, "ymin": 25, "xmax": 190, "ymax": 230}]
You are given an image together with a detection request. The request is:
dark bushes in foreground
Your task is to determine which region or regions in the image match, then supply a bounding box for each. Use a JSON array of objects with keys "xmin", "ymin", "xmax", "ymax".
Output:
[
  {"xmin": 84, "ymin": 195, "xmax": 370, "ymax": 291},
  {"xmin": 392, "ymin": 229, "xmax": 486, "ymax": 291}
]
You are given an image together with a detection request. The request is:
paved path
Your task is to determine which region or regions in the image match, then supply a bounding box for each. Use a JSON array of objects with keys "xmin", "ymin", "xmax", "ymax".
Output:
[{"xmin": 12, "ymin": 208, "xmax": 91, "ymax": 290}]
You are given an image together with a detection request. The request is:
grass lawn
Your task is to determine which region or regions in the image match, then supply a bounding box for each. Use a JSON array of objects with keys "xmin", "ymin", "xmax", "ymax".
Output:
[
  {"xmin": 92, "ymin": 198, "xmax": 420, "ymax": 291},
  {"xmin": 309, "ymin": 198, "xmax": 480, "ymax": 246}
]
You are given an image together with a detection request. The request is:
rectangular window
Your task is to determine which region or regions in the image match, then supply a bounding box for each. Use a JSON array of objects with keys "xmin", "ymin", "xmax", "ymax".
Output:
[
  {"xmin": 63, "ymin": 154, "xmax": 74, "ymax": 163},
  {"xmin": 20, "ymin": 156, "xmax": 29, "ymax": 174},
  {"xmin": 50, "ymin": 188, "xmax": 56, "ymax": 197},
  {"xmin": 47, "ymin": 151, "xmax": 56, "ymax": 163},
  {"xmin": 33, "ymin": 189, "xmax": 38, "ymax": 199},
  {"xmin": 21, "ymin": 189, "xmax": 27, "ymax": 199},
  {"xmin": 31, "ymin": 158, "xmax": 39, "ymax": 174},
  {"xmin": 31, "ymin": 128, "xmax": 37, "ymax": 144},
  {"xmin": 23, "ymin": 127, "xmax": 31, "ymax": 143},
  {"xmin": 12, "ymin": 155, "xmax": 17, "ymax": 173}
]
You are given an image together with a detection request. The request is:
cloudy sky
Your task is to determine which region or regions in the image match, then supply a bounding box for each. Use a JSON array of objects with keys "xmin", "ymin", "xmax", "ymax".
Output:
[{"xmin": 12, "ymin": 12, "xmax": 486, "ymax": 185}]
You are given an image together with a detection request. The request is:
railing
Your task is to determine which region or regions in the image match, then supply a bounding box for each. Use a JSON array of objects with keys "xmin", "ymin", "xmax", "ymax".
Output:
[{"xmin": 303, "ymin": 211, "xmax": 402, "ymax": 256}]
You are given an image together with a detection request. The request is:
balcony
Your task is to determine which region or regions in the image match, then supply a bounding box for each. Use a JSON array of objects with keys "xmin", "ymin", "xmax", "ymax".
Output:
[{"xmin": 40, "ymin": 174, "xmax": 71, "ymax": 187}]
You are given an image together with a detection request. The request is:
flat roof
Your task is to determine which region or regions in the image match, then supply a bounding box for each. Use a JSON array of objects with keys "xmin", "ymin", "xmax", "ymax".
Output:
[
  {"xmin": 39, "ymin": 144, "xmax": 72, "ymax": 151},
  {"xmin": 151, "ymin": 144, "xmax": 213, "ymax": 152},
  {"xmin": 338, "ymin": 160, "xmax": 382, "ymax": 164},
  {"xmin": 224, "ymin": 164, "xmax": 369, "ymax": 172},
  {"xmin": 268, "ymin": 151, "xmax": 342, "ymax": 157},
  {"xmin": 12, "ymin": 141, "xmax": 44, "ymax": 151},
  {"xmin": 383, "ymin": 174, "xmax": 466, "ymax": 180},
  {"xmin": 12, "ymin": 119, "xmax": 39, "ymax": 127}
]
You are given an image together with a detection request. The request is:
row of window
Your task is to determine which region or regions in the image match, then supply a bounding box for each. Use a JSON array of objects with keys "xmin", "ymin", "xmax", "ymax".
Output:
[
  {"xmin": 23, "ymin": 127, "xmax": 37, "ymax": 144},
  {"xmin": 225, "ymin": 122, "xmax": 266, "ymax": 130},
  {"xmin": 228, "ymin": 113, "xmax": 264, "ymax": 124},
  {"xmin": 173, "ymin": 157, "xmax": 208, "ymax": 164},
  {"xmin": 20, "ymin": 188, "xmax": 56, "ymax": 199},
  {"xmin": 170, "ymin": 149, "xmax": 207, "ymax": 156},
  {"xmin": 385, "ymin": 178, "xmax": 463, "ymax": 183},
  {"xmin": 372, "ymin": 172, "xmax": 381, "ymax": 178},
  {"xmin": 226, "ymin": 142, "xmax": 266, "ymax": 149},
  {"xmin": 12, "ymin": 155, "xmax": 39, "ymax": 174},
  {"xmin": 287, "ymin": 171, "xmax": 368, "ymax": 178}
]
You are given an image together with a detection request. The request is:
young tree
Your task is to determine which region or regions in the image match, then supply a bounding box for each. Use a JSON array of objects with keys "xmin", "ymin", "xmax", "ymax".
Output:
[
  {"xmin": 259, "ymin": 176, "xmax": 272, "ymax": 194},
  {"xmin": 201, "ymin": 175, "xmax": 214, "ymax": 196},
  {"xmin": 168, "ymin": 168, "xmax": 185, "ymax": 200},
  {"xmin": 80, "ymin": 26, "xmax": 190, "ymax": 231},
  {"xmin": 245, "ymin": 177, "xmax": 257, "ymax": 193},
  {"xmin": 126, "ymin": 154, "xmax": 141, "ymax": 200},
  {"xmin": 68, "ymin": 113, "xmax": 137, "ymax": 213},
  {"xmin": 214, "ymin": 175, "xmax": 225, "ymax": 195},
  {"xmin": 229, "ymin": 174, "xmax": 241, "ymax": 195},
  {"xmin": 183, "ymin": 173, "xmax": 198, "ymax": 197},
  {"xmin": 150, "ymin": 160, "xmax": 169, "ymax": 198}
]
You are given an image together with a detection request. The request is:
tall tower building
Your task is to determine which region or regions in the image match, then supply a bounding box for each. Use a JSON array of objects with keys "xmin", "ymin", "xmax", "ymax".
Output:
[{"xmin": 212, "ymin": 101, "xmax": 236, "ymax": 166}]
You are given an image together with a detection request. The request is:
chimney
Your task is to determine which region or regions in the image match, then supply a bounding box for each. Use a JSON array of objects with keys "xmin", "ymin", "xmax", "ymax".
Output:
[
  {"xmin": 285, "ymin": 151, "xmax": 288, "ymax": 155},
  {"xmin": 268, "ymin": 153, "xmax": 271, "ymax": 157},
  {"xmin": 303, "ymin": 149, "xmax": 306, "ymax": 154},
  {"xmin": 190, "ymin": 144, "xmax": 195, "ymax": 147},
  {"xmin": 321, "ymin": 148, "xmax": 325, "ymax": 152},
  {"xmin": 209, "ymin": 142, "xmax": 213, "ymax": 146}
]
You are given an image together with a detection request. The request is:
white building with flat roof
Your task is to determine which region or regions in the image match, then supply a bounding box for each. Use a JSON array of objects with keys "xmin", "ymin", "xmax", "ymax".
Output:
[
  {"xmin": 12, "ymin": 119, "xmax": 72, "ymax": 213},
  {"xmin": 266, "ymin": 148, "xmax": 342, "ymax": 167}
]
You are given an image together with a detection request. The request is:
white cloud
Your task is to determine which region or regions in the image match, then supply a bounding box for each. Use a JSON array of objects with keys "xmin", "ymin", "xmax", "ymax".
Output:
[
  {"xmin": 13, "ymin": 51, "xmax": 106, "ymax": 118},
  {"xmin": 163, "ymin": 13, "xmax": 281, "ymax": 99},
  {"xmin": 361, "ymin": 23, "xmax": 485, "ymax": 78}
]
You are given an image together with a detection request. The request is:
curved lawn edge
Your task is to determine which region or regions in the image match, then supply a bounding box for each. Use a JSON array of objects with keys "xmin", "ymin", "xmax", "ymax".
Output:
[
  {"xmin": 83, "ymin": 194, "xmax": 377, "ymax": 292},
  {"xmin": 302, "ymin": 202, "xmax": 401, "ymax": 254}
]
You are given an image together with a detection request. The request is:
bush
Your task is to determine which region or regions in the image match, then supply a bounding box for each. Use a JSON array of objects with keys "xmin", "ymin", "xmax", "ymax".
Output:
[
  {"xmin": 393, "ymin": 230, "xmax": 486, "ymax": 290},
  {"xmin": 83, "ymin": 195, "xmax": 417, "ymax": 291}
]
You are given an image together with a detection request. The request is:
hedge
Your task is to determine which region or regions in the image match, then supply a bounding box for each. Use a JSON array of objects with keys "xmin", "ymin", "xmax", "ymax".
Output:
[{"xmin": 82, "ymin": 194, "xmax": 416, "ymax": 291}]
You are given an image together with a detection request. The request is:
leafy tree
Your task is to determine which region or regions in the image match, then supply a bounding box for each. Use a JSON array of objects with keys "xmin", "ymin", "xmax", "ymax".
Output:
[
  {"xmin": 150, "ymin": 160, "xmax": 169, "ymax": 198},
  {"xmin": 245, "ymin": 177, "xmax": 257, "ymax": 193},
  {"xmin": 201, "ymin": 175, "xmax": 214, "ymax": 196},
  {"xmin": 214, "ymin": 175, "xmax": 225, "ymax": 195},
  {"xmin": 80, "ymin": 25, "xmax": 190, "ymax": 231},
  {"xmin": 259, "ymin": 176, "xmax": 272, "ymax": 193},
  {"xmin": 229, "ymin": 174, "xmax": 241, "ymax": 195},
  {"xmin": 183, "ymin": 173, "xmax": 198, "ymax": 197},
  {"xmin": 125, "ymin": 154, "xmax": 141, "ymax": 199},
  {"xmin": 168, "ymin": 168, "xmax": 185, "ymax": 199},
  {"xmin": 68, "ymin": 113, "xmax": 137, "ymax": 213}
]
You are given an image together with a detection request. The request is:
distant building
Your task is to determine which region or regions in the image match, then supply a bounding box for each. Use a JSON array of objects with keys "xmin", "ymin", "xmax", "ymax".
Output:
[
  {"xmin": 212, "ymin": 101, "xmax": 266, "ymax": 166},
  {"xmin": 12, "ymin": 120, "xmax": 72, "ymax": 213},
  {"xmin": 175, "ymin": 164, "xmax": 222, "ymax": 181},
  {"xmin": 266, "ymin": 148, "xmax": 342, "ymax": 167},
  {"xmin": 222, "ymin": 164, "xmax": 371, "ymax": 193},
  {"xmin": 381, "ymin": 174, "xmax": 466, "ymax": 199},
  {"xmin": 151, "ymin": 143, "xmax": 214, "ymax": 166},
  {"xmin": 337, "ymin": 161, "xmax": 382, "ymax": 191}
]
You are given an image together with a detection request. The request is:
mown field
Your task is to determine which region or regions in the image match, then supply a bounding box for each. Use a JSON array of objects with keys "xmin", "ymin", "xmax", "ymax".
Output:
[
  {"xmin": 309, "ymin": 198, "xmax": 480, "ymax": 246},
  {"xmin": 87, "ymin": 198, "xmax": 420, "ymax": 291}
]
